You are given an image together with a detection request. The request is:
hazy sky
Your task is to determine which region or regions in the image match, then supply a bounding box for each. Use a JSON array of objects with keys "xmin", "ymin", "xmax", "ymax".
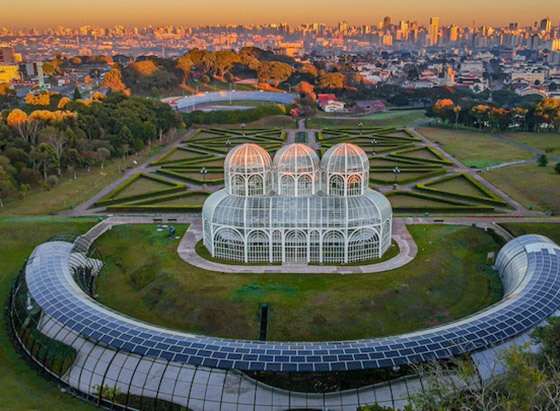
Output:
[{"xmin": 2, "ymin": 0, "xmax": 559, "ymax": 29}]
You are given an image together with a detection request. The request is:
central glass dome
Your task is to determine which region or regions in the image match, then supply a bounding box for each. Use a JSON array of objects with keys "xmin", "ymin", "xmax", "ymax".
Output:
[{"xmin": 273, "ymin": 143, "xmax": 320, "ymax": 196}]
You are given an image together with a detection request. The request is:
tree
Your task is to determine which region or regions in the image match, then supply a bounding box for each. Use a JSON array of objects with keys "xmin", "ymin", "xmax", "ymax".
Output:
[
  {"xmin": 24, "ymin": 92, "xmax": 51, "ymax": 106},
  {"xmin": 295, "ymin": 81, "xmax": 316, "ymax": 101},
  {"xmin": 103, "ymin": 68, "xmax": 127, "ymax": 93},
  {"xmin": 513, "ymin": 107, "xmax": 529, "ymax": 131},
  {"xmin": 58, "ymin": 96, "xmax": 71, "ymax": 109},
  {"xmin": 316, "ymin": 72, "xmax": 346, "ymax": 90},
  {"xmin": 453, "ymin": 105, "xmax": 462, "ymax": 129},
  {"xmin": 7, "ymin": 109, "xmax": 40, "ymax": 144},
  {"xmin": 535, "ymin": 98, "xmax": 560, "ymax": 131},
  {"xmin": 256, "ymin": 62, "xmax": 293, "ymax": 87},
  {"xmin": 0, "ymin": 164, "xmax": 17, "ymax": 200},
  {"xmin": 176, "ymin": 53, "xmax": 194, "ymax": 85},
  {"xmin": 470, "ymin": 105, "xmax": 490, "ymax": 131},
  {"xmin": 31, "ymin": 143, "xmax": 56, "ymax": 180},
  {"xmin": 432, "ymin": 99, "xmax": 455, "ymax": 124},
  {"xmin": 118, "ymin": 126, "xmax": 134, "ymax": 147},
  {"xmin": 538, "ymin": 154, "xmax": 549, "ymax": 167},
  {"xmin": 39, "ymin": 126, "xmax": 68, "ymax": 176},
  {"xmin": 556, "ymin": 162, "xmax": 560, "ymax": 174},
  {"xmin": 0, "ymin": 84, "xmax": 18, "ymax": 109},
  {"xmin": 96, "ymin": 147, "xmax": 110, "ymax": 169},
  {"xmin": 213, "ymin": 51, "xmax": 241, "ymax": 77},
  {"xmin": 73, "ymin": 87, "xmax": 82, "ymax": 100}
]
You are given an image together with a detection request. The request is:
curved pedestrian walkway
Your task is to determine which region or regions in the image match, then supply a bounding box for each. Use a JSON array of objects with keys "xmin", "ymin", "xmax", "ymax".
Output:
[{"xmin": 176, "ymin": 218, "xmax": 417, "ymax": 274}]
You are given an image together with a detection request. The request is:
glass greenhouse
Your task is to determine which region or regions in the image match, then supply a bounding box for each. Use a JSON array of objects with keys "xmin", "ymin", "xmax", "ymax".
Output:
[{"xmin": 203, "ymin": 142, "xmax": 393, "ymax": 264}]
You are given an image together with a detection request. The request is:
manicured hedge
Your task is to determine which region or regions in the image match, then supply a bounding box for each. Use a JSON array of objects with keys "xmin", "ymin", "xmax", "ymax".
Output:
[
  {"xmin": 416, "ymin": 172, "xmax": 508, "ymax": 207},
  {"xmin": 370, "ymin": 168, "xmax": 446, "ymax": 185},
  {"xmin": 95, "ymin": 173, "xmax": 186, "ymax": 207},
  {"xmin": 156, "ymin": 170, "xmax": 224, "ymax": 186},
  {"xmin": 124, "ymin": 190, "xmax": 211, "ymax": 206},
  {"xmin": 386, "ymin": 191, "xmax": 495, "ymax": 213},
  {"xmin": 150, "ymin": 148, "xmax": 212, "ymax": 166},
  {"xmin": 388, "ymin": 146, "xmax": 452, "ymax": 165},
  {"xmin": 106, "ymin": 204, "xmax": 203, "ymax": 213}
]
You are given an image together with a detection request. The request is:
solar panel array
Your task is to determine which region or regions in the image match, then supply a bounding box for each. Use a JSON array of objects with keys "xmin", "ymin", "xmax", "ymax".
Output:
[{"xmin": 25, "ymin": 236, "xmax": 560, "ymax": 373}]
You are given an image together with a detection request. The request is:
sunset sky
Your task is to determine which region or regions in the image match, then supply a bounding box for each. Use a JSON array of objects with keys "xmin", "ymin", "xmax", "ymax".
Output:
[{"xmin": 3, "ymin": 0, "xmax": 559, "ymax": 29}]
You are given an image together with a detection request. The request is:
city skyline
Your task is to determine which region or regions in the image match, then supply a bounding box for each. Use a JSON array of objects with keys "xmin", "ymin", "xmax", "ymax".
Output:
[{"xmin": 2, "ymin": 0, "xmax": 559, "ymax": 29}]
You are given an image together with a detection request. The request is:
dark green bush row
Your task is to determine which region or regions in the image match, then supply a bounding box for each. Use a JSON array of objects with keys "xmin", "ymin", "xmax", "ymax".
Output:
[
  {"xmin": 123, "ymin": 190, "xmax": 210, "ymax": 206},
  {"xmin": 370, "ymin": 169, "xmax": 446, "ymax": 185},
  {"xmin": 417, "ymin": 172, "xmax": 508, "ymax": 206},
  {"xmin": 387, "ymin": 190, "xmax": 495, "ymax": 213},
  {"xmin": 95, "ymin": 173, "xmax": 185, "ymax": 206},
  {"xmin": 157, "ymin": 170, "xmax": 224, "ymax": 185},
  {"xmin": 107, "ymin": 204, "xmax": 203, "ymax": 213}
]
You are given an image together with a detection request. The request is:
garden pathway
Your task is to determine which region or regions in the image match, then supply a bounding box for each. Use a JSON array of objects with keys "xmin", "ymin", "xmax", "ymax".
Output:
[{"xmin": 408, "ymin": 127, "xmax": 543, "ymax": 216}]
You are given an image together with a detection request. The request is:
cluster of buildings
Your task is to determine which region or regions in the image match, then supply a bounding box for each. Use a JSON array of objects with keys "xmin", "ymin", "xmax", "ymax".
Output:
[
  {"xmin": 1, "ymin": 17, "xmax": 560, "ymax": 102},
  {"xmin": 1, "ymin": 17, "xmax": 559, "ymax": 60}
]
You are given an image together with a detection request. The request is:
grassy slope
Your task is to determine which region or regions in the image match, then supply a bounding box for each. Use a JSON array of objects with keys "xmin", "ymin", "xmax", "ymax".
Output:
[
  {"xmin": 502, "ymin": 133, "xmax": 560, "ymax": 154},
  {"xmin": 484, "ymin": 163, "xmax": 560, "ymax": 214},
  {"xmin": 419, "ymin": 128, "xmax": 533, "ymax": 168},
  {"xmin": 307, "ymin": 110, "xmax": 428, "ymax": 128},
  {"xmin": 0, "ymin": 144, "xmax": 165, "ymax": 215},
  {"xmin": 0, "ymin": 216, "xmax": 96, "ymax": 410},
  {"xmin": 499, "ymin": 223, "xmax": 560, "ymax": 245},
  {"xmin": 95, "ymin": 224, "xmax": 503, "ymax": 342}
]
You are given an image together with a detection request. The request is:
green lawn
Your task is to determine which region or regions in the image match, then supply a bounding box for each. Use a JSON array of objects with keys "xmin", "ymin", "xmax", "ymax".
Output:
[
  {"xmin": 499, "ymin": 223, "xmax": 560, "ymax": 245},
  {"xmin": 484, "ymin": 163, "xmax": 560, "ymax": 214},
  {"xmin": 0, "ymin": 216, "xmax": 96, "ymax": 410},
  {"xmin": 95, "ymin": 224, "xmax": 503, "ymax": 342},
  {"xmin": 502, "ymin": 132, "xmax": 560, "ymax": 155},
  {"xmin": 419, "ymin": 128, "xmax": 534, "ymax": 168},
  {"xmin": 307, "ymin": 110, "xmax": 428, "ymax": 128}
]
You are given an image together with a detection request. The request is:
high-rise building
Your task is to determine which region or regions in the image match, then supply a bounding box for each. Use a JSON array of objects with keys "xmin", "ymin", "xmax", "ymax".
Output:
[
  {"xmin": 383, "ymin": 16, "xmax": 392, "ymax": 28},
  {"xmin": 429, "ymin": 17, "xmax": 440, "ymax": 46},
  {"xmin": 449, "ymin": 25, "xmax": 459, "ymax": 42},
  {"xmin": 540, "ymin": 18, "xmax": 552, "ymax": 33},
  {"xmin": 0, "ymin": 46, "xmax": 15, "ymax": 63}
]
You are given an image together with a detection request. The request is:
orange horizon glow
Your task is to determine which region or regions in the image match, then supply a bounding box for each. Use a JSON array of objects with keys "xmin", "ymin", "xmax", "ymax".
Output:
[{"xmin": 2, "ymin": 0, "xmax": 558, "ymax": 30}]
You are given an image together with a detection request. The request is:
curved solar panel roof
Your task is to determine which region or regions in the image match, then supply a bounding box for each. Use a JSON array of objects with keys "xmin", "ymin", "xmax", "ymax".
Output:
[{"xmin": 25, "ymin": 235, "xmax": 560, "ymax": 373}]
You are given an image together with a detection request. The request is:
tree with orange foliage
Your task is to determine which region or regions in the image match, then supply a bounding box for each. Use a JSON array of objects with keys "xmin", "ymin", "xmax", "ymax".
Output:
[
  {"xmin": 24, "ymin": 92, "xmax": 51, "ymax": 107},
  {"xmin": 91, "ymin": 92, "xmax": 106, "ymax": 101},
  {"xmin": 453, "ymin": 105, "xmax": 462, "ymax": 129},
  {"xmin": 7, "ymin": 109, "xmax": 40, "ymax": 144},
  {"xmin": 57, "ymin": 97, "xmax": 71, "ymax": 109},
  {"xmin": 29, "ymin": 110, "xmax": 78, "ymax": 124},
  {"xmin": 295, "ymin": 81, "xmax": 316, "ymax": 101},
  {"xmin": 470, "ymin": 105, "xmax": 490, "ymax": 131},
  {"xmin": 432, "ymin": 99, "xmax": 455, "ymax": 124},
  {"xmin": 512, "ymin": 108, "xmax": 529, "ymax": 131},
  {"xmin": 103, "ymin": 68, "xmax": 127, "ymax": 93},
  {"xmin": 535, "ymin": 98, "xmax": 560, "ymax": 131}
]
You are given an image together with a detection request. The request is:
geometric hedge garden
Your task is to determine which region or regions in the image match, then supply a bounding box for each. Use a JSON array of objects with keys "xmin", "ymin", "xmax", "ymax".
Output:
[
  {"xmin": 92, "ymin": 127, "xmax": 285, "ymax": 212},
  {"xmin": 93, "ymin": 125, "xmax": 509, "ymax": 215},
  {"xmin": 318, "ymin": 126, "xmax": 509, "ymax": 214}
]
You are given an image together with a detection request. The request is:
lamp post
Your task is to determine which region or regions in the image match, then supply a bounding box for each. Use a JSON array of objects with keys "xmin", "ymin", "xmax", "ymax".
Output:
[
  {"xmin": 358, "ymin": 122, "xmax": 364, "ymax": 135},
  {"xmin": 371, "ymin": 138, "xmax": 377, "ymax": 155},
  {"xmin": 241, "ymin": 123, "xmax": 246, "ymax": 136},
  {"xmin": 200, "ymin": 167, "xmax": 208, "ymax": 186},
  {"xmin": 393, "ymin": 166, "xmax": 401, "ymax": 188}
]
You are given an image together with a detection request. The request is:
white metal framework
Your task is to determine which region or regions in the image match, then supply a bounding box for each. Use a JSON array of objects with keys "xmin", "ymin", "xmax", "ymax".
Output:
[{"xmin": 203, "ymin": 143, "xmax": 393, "ymax": 264}]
